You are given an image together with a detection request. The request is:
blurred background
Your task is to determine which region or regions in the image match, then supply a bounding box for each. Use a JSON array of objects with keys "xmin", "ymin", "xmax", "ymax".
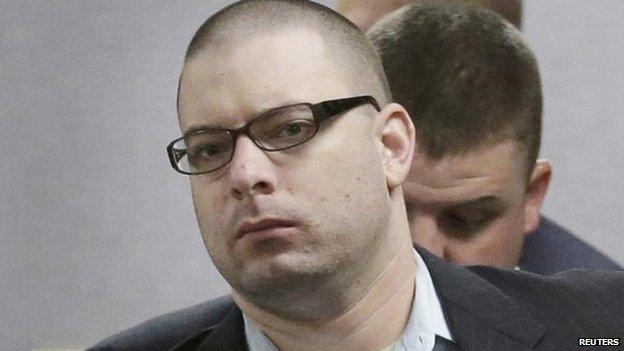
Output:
[{"xmin": 1, "ymin": 1, "xmax": 623, "ymax": 349}]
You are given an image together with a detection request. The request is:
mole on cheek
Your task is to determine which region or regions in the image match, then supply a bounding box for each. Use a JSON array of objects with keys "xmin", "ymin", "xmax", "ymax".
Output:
[{"xmin": 320, "ymin": 196, "xmax": 326, "ymax": 202}]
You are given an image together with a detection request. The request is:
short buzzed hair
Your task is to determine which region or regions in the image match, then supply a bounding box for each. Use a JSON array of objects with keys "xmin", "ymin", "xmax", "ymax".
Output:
[
  {"xmin": 181, "ymin": 0, "xmax": 391, "ymax": 106},
  {"xmin": 368, "ymin": 3, "xmax": 542, "ymax": 176}
]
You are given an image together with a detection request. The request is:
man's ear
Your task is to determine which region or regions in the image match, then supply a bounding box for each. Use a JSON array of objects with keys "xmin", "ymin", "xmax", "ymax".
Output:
[
  {"xmin": 374, "ymin": 103, "xmax": 415, "ymax": 189},
  {"xmin": 524, "ymin": 159, "xmax": 552, "ymax": 235}
]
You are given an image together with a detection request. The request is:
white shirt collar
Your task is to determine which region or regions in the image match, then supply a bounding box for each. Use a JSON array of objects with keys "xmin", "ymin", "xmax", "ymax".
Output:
[
  {"xmin": 243, "ymin": 248, "xmax": 453, "ymax": 351},
  {"xmin": 395, "ymin": 248, "xmax": 453, "ymax": 351}
]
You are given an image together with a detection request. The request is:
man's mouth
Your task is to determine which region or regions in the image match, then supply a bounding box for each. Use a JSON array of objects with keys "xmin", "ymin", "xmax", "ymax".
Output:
[{"xmin": 235, "ymin": 218, "xmax": 299, "ymax": 239}]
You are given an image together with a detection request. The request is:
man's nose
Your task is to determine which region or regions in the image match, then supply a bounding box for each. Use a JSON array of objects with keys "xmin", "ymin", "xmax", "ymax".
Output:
[
  {"xmin": 410, "ymin": 215, "xmax": 446, "ymax": 258},
  {"xmin": 228, "ymin": 135, "xmax": 277, "ymax": 200}
]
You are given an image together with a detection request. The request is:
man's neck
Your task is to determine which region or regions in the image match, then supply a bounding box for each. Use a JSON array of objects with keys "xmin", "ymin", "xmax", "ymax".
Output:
[{"xmin": 233, "ymin": 242, "xmax": 416, "ymax": 351}]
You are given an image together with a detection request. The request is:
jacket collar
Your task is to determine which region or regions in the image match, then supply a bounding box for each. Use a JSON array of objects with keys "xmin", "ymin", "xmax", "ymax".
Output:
[
  {"xmin": 416, "ymin": 246, "xmax": 546, "ymax": 350},
  {"xmin": 172, "ymin": 303, "xmax": 248, "ymax": 351}
]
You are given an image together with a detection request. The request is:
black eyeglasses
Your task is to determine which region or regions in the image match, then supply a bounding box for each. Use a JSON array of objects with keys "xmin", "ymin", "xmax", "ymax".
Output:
[{"xmin": 167, "ymin": 95, "xmax": 380, "ymax": 175}]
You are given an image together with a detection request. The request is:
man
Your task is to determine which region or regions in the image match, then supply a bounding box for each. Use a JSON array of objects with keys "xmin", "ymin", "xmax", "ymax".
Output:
[
  {"xmin": 358, "ymin": 1, "xmax": 621, "ymax": 273},
  {"xmin": 91, "ymin": 1, "xmax": 624, "ymax": 350}
]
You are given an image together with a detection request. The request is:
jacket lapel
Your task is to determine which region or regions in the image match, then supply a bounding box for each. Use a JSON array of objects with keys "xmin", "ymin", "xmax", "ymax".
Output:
[
  {"xmin": 171, "ymin": 304, "xmax": 248, "ymax": 351},
  {"xmin": 417, "ymin": 246, "xmax": 546, "ymax": 351}
]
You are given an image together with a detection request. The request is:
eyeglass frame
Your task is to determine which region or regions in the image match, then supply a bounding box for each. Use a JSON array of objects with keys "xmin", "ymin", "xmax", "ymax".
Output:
[{"xmin": 167, "ymin": 95, "xmax": 381, "ymax": 175}]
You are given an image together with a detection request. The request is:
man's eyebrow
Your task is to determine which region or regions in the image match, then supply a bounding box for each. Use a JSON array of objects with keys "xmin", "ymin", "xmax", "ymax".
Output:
[
  {"xmin": 183, "ymin": 124, "xmax": 222, "ymax": 137},
  {"xmin": 181, "ymin": 101, "xmax": 306, "ymax": 137}
]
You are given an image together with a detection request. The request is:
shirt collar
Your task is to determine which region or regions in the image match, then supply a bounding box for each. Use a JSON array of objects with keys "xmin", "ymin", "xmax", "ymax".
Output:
[
  {"xmin": 396, "ymin": 248, "xmax": 453, "ymax": 350},
  {"xmin": 243, "ymin": 313, "xmax": 279, "ymax": 351},
  {"xmin": 243, "ymin": 248, "xmax": 453, "ymax": 351}
]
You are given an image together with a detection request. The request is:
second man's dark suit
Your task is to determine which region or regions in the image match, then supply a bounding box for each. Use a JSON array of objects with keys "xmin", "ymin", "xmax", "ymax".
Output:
[
  {"xmin": 520, "ymin": 217, "xmax": 621, "ymax": 274},
  {"xmin": 91, "ymin": 246, "xmax": 624, "ymax": 351}
]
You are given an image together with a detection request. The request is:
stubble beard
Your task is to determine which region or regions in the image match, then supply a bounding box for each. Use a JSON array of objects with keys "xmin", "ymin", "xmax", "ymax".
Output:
[
  {"xmin": 230, "ymin": 247, "xmax": 358, "ymax": 321},
  {"xmin": 232, "ymin": 232, "xmax": 392, "ymax": 323}
]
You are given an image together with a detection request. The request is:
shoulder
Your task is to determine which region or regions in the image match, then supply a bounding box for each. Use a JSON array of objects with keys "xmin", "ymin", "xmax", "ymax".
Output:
[
  {"xmin": 520, "ymin": 217, "xmax": 622, "ymax": 273},
  {"xmin": 471, "ymin": 266, "xmax": 624, "ymax": 333},
  {"xmin": 472, "ymin": 266, "xmax": 624, "ymax": 302},
  {"xmin": 419, "ymin": 245, "xmax": 624, "ymax": 338},
  {"xmin": 88, "ymin": 295, "xmax": 235, "ymax": 350}
]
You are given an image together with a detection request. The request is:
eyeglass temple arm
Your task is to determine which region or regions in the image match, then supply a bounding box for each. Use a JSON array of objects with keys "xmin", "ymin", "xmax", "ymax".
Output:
[{"xmin": 311, "ymin": 96, "xmax": 380, "ymax": 124}]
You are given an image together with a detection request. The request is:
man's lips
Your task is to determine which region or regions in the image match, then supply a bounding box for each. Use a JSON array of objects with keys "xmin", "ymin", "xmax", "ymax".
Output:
[{"xmin": 235, "ymin": 218, "xmax": 298, "ymax": 239}]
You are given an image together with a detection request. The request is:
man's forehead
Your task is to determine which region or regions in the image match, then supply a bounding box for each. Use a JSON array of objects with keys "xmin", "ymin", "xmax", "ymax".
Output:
[
  {"xmin": 182, "ymin": 28, "xmax": 332, "ymax": 82},
  {"xmin": 404, "ymin": 141, "xmax": 526, "ymax": 205},
  {"xmin": 403, "ymin": 173, "xmax": 502, "ymax": 208},
  {"xmin": 178, "ymin": 29, "xmax": 350, "ymax": 129}
]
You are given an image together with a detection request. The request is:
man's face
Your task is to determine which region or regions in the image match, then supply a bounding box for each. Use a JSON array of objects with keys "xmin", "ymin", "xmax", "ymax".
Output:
[
  {"xmin": 177, "ymin": 29, "xmax": 392, "ymax": 297},
  {"xmin": 403, "ymin": 141, "xmax": 547, "ymax": 268}
]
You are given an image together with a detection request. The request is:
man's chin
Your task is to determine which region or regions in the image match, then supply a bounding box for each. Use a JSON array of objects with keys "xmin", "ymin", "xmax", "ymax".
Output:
[{"xmin": 233, "ymin": 252, "xmax": 330, "ymax": 295}]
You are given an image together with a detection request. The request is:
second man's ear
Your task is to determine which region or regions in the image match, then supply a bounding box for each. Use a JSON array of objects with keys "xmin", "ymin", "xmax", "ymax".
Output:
[
  {"xmin": 524, "ymin": 159, "xmax": 552, "ymax": 235},
  {"xmin": 374, "ymin": 103, "xmax": 416, "ymax": 189}
]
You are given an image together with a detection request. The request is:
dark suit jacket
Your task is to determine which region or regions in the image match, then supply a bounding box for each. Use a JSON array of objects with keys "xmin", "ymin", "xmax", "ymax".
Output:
[
  {"xmin": 520, "ymin": 217, "xmax": 622, "ymax": 274},
  {"xmin": 91, "ymin": 247, "xmax": 624, "ymax": 351}
]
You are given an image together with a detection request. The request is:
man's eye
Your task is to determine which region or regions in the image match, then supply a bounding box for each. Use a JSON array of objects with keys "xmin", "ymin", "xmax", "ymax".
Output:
[
  {"xmin": 190, "ymin": 144, "xmax": 225, "ymax": 159},
  {"xmin": 446, "ymin": 213, "xmax": 487, "ymax": 231},
  {"xmin": 279, "ymin": 120, "xmax": 313, "ymax": 138},
  {"xmin": 284, "ymin": 123, "xmax": 303, "ymax": 136}
]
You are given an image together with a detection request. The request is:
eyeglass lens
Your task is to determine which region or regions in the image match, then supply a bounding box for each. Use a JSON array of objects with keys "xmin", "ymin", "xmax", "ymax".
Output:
[{"xmin": 171, "ymin": 104, "xmax": 318, "ymax": 174}]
